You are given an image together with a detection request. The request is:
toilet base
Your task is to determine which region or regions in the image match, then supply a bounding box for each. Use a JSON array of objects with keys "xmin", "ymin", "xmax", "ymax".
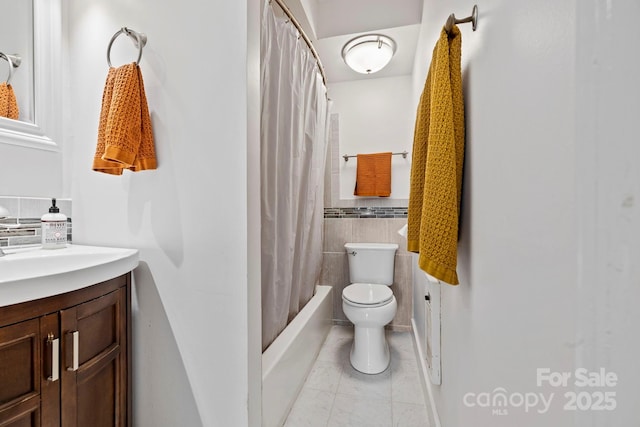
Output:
[{"xmin": 349, "ymin": 325, "xmax": 390, "ymax": 374}]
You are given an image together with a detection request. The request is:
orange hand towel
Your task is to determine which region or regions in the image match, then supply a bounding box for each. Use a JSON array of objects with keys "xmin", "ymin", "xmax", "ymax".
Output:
[
  {"xmin": 93, "ymin": 63, "xmax": 157, "ymax": 175},
  {"xmin": 407, "ymin": 26, "xmax": 465, "ymax": 285},
  {"xmin": 0, "ymin": 82, "xmax": 19, "ymax": 120},
  {"xmin": 353, "ymin": 152, "xmax": 392, "ymax": 197}
]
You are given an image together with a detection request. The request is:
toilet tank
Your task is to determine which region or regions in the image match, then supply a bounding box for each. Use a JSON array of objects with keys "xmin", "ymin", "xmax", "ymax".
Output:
[{"xmin": 345, "ymin": 243, "xmax": 398, "ymax": 285}]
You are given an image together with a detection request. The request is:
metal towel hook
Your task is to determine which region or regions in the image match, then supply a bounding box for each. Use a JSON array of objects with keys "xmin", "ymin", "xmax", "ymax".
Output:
[
  {"xmin": 106, "ymin": 27, "xmax": 147, "ymax": 67},
  {"xmin": 444, "ymin": 4, "xmax": 478, "ymax": 34},
  {"xmin": 0, "ymin": 53, "xmax": 21, "ymax": 85}
]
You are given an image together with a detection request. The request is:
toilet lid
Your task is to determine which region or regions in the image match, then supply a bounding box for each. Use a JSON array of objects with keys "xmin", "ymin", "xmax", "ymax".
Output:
[{"xmin": 342, "ymin": 283, "xmax": 393, "ymax": 307}]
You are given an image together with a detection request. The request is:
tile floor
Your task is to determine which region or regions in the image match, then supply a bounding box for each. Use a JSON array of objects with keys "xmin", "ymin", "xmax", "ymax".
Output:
[{"xmin": 284, "ymin": 325, "xmax": 431, "ymax": 427}]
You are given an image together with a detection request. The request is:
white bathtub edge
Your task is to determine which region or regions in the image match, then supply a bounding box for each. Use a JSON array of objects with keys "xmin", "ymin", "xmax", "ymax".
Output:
[{"xmin": 262, "ymin": 285, "xmax": 333, "ymax": 427}]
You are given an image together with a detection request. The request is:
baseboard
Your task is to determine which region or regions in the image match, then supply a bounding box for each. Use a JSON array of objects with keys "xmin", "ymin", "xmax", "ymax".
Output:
[{"xmin": 411, "ymin": 318, "xmax": 442, "ymax": 427}]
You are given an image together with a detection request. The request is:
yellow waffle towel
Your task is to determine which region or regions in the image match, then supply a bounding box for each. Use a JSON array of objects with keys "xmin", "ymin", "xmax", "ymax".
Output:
[
  {"xmin": 354, "ymin": 152, "xmax": 392, "ymax": 197},
  {"xmin": 407, "ymin": 26, "xmax": 465, "ymax": 285},
  {"xmin": 0, "ymin": 82, "xmax": 19, "ymax": 120},
  {"xmin": 93, "ymin": 63, "xmax": 157, "ymax": 175}
]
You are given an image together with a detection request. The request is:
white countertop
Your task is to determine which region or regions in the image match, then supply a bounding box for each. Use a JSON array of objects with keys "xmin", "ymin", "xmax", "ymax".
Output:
[{"xmin": 0, "ymin": 244, "xmax": 139, "ymax": 307}]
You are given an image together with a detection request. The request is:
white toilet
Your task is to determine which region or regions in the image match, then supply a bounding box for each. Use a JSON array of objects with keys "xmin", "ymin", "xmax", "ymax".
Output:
[{"xmin": 342, "ymin": 242, "xmax": 398, "ymax": 374}]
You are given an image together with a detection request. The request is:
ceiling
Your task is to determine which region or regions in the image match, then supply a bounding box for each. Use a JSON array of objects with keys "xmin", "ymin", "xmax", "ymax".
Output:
[{"xmin": 283, "ymin": 0, "xmax": 424, "ymax": 83}]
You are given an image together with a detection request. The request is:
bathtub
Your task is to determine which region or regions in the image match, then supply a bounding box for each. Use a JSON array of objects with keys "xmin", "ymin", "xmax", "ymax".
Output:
[{"xmin": 262, "ymin": 285, "xmax": 333, "ymax": 427}]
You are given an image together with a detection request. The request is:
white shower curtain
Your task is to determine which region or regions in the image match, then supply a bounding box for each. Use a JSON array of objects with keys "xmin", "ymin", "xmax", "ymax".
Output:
[{"xmin": 260, "ymin": 1, "xmax": 329, "ymax": 351}]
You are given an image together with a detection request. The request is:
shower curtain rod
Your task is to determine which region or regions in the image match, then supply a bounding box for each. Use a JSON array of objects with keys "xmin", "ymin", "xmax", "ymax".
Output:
[{"xmin": 270, "ymin": 0, "xmax": 328, "ymax": 86}]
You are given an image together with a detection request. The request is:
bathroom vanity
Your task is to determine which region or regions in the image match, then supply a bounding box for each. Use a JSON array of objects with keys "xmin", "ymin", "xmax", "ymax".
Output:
[{"xmin": 0, "ymin": 245, "xmax": 138, "ymax": 427}]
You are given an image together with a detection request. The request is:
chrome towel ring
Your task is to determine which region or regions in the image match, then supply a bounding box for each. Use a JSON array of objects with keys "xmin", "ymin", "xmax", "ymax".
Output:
[
  {"xmin": 0, "ymin": 53, "xmax": 21, "ymax": 85},
  {"xmin": 106, "ymin": 27, "xmax": 147, "ymax": 67}
]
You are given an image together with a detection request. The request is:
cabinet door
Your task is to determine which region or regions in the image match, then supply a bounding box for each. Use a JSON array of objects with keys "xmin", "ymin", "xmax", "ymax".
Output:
[
  {"xmin": 40, "ymin": 314, "xmax": 60, "ymax": 427},
  {"xmin": 0, "ymin": 319, "xmax": 41, "ymax": 427},
  {"xmin": 60, "ymin": 288, "xmax": 127, "ymax": 427}
]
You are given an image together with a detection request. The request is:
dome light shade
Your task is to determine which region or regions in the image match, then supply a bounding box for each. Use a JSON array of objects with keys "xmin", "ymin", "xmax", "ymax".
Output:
[{"xmin": 341, "ymin": 34, "xmax": 397, "ymax": 74}]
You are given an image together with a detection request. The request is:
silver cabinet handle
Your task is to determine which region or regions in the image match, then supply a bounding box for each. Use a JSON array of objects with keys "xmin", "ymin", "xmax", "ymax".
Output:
[
  {"xmin": 67, "ymin": 331, "xmax": 79, "ymax": 371},
  {"xmin": 47, "ymin": 333, "xmax": 59, "ymax": 382}
]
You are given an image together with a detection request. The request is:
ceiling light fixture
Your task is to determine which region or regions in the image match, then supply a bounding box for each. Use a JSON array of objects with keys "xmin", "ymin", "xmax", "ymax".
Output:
[{"xmin": 341, "ymin": 34, "xmax": 397, "ymax": 75}]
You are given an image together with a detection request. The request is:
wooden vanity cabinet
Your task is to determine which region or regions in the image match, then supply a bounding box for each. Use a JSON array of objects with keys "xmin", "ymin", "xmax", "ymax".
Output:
[{"xmin": 0, "ymin": 274, "xmax": 131, "ymax": 427}]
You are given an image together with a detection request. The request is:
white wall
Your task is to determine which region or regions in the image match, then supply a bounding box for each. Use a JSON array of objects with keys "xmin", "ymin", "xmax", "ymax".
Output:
[
  {"xmin": 574, "ymin": 1, "xmax": 640, "ymax": 425},
  {"xmin": 329, "ymin": 75, "xmax": 414, "ymax": 200},
  {"xmin": 63, "ymin": 0, "xmax": 260, "ymax": 426},
  {"xmin": 413, "ymin": 1, "xmax": 640, "ymax": 426},
  {"xmin": 413, "ymin": 1, "xmax": 578, "ymax": 425},
  {"xmin": 0, "ymin": 144, "xmax": 62, "ymax": 197}
]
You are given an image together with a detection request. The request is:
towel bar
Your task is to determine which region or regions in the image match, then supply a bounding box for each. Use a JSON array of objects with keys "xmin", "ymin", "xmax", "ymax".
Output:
[
  {"xmin": 343, "ymin": 151, "xmax": 408, "ymax": 162},
  {"xmin": 106, "ymin": 27, "xmax": 147, "ymax": 67}
]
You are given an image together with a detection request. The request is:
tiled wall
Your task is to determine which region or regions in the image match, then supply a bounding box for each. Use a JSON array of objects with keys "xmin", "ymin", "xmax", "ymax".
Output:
[
  {"xmin": 324, "ymin": 207, "xmax": 407, "ymax": 219},
  {"xmin": 321, "ymin": 217, "xmax": 412, "ymax": 331},
  {"xmin": 0, "ymin": 196, "xmax": 72, "ymax": 247}
]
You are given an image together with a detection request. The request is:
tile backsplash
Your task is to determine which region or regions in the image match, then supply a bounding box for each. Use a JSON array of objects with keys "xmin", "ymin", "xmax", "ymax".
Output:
[
  {"xmin": 0, "ymin": 196, "xmax": 72, "ymax": 247},
  {"xmin": 324, "ymin": 207, "xmax": 407, "ymax": 219}
]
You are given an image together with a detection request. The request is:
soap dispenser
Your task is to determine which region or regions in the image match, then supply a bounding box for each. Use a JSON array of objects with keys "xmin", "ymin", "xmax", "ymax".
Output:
[{"xmin": 41, "ymin": 198, "xmax": 67, "ymax": 249}]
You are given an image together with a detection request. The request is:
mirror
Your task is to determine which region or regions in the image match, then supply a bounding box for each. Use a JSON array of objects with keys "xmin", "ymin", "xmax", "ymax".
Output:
[
  {"xmin": 0, "ymin": 0, "xmax": 61, "ymax": 151},
  {"xmin": 0, "ymin": 0, "xmax": 34, "ymax": 123}
]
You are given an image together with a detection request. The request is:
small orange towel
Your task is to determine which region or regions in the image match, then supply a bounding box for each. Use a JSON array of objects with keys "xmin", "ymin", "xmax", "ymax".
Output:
[
  {"xmin": 0, "ymin": 82, "xmax": 19, "ymax": 120},
  {"xmin": 93, "ymin": 63, "xmax": 157, "ymax": 175},
  {"xmin": 353, "ymin": 152, "xmax": 392, "ymax": 197}
]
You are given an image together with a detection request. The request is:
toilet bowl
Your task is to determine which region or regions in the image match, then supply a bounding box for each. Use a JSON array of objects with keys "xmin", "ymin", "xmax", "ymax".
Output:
[{"xmin": 342, "ymin": 243, "xmax": 398, "ymax": 374}]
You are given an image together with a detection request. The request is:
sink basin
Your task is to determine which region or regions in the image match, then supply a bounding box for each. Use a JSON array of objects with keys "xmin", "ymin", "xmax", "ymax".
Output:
[{"xmin": 0, "ymin": 244, "xmax": 139, "ymax": 307}]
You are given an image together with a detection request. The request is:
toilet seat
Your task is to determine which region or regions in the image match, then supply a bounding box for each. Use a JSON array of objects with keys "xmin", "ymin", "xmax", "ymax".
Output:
[{"xmin": 342, "ymin": 283, "xmax": 394, "ymax": 308}]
